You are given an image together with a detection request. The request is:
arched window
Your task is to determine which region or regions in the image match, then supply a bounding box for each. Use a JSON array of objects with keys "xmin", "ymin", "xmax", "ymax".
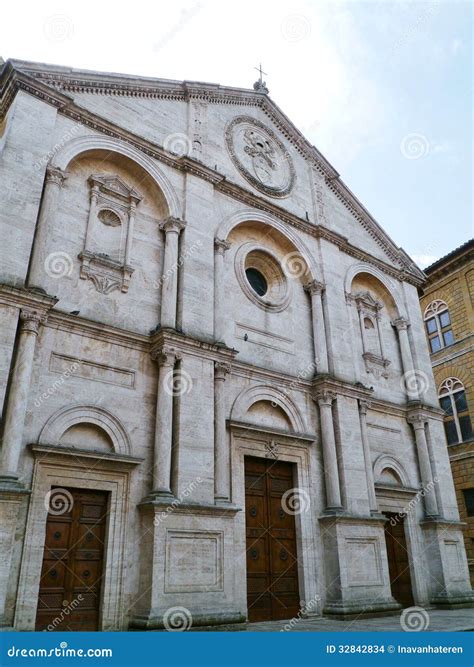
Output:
[
  {"xmin": 424, "ymin": 300, "xmax": 454, "ymax": 352},
  {"xmin": 438, "ymin": 378, "xmax": 473, "ymax": 445}
]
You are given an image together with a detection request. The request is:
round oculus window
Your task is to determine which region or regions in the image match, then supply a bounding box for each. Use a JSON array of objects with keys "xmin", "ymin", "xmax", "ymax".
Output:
[
  {"xmin": 235, "ymin": 243, "xmax": 291, "ymax": 312},
  {"xmin": 245, "ymin": 267, "xmax": 268, "ymax": 297}
]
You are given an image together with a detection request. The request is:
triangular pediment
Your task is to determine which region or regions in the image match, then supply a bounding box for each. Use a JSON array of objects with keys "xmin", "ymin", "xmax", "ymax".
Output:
[{"xmin": 3, "ymin": 59, "xmax": 425, "ymax": 284}]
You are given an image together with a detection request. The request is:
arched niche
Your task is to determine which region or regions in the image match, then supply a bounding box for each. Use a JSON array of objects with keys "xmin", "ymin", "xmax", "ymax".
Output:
[
  {"xmin": 38, "ymin": 404, "xmax": 131, "ymax": 456},
  {"xmin": 373, "ymin": 454, "xmax": 410, "ymax": 488},
  {"xmin": 230, "ymin": 385, "xmax": 306, "ymax": 433},
  {"xmin": 51, "ymin": 134, "xmax": 181, "ymax": 218}
]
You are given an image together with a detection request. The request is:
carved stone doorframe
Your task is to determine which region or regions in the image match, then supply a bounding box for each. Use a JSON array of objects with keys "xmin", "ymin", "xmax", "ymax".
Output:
[{"xmin": 13, "ymin": 445, "xmax": 142, "ymax": 631}]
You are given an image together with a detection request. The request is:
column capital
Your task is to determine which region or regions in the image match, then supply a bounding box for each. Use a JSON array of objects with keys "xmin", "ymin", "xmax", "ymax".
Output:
[
  {"xmin": 314, "ymin": 391, "xmax": 336, "ymax": 407},
  {"xmin": 392, "ymin": 316, "xmax": 410, "ymax": 331},
  {"xmin": 152, "ymin": 345, "xmax": 181, "ymax": 367},
  {"xmin": 45, "ymin": 166, "xmax": 67, "ymax": 187},
  {"xmin": 19, "ymin": 308, "xmax": 47, "ymax": 335},
  {"xmin": 159, "ymin": 217, "xmax": 186, "ymax": 235},
  {"xmin": 304, "ymin": 280, "xmax": 325, "ymax": 296},
  {"xmin": 358, "ymin": 399, "xmax": 372, "ymax": 416},
  {"xmin": 215, "ymin": 361, "xmax": 231, "ymax": 379},
  {"xmin": 407, "ymin": 410, "xmax": 427, "ymax": 428},
  {"xmin": 215, "ymin": 238, "xmax": 231, "ymax": 255}
]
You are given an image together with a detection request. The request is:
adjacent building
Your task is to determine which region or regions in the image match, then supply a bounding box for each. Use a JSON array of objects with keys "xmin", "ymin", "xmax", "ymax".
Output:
[
  {"xmin": 0, "ymin": 60, "xmax": 473, "ymax": 631},
  {"xmin": 420, "ymin": 240, "xmax": 474, "ymax": 586}
]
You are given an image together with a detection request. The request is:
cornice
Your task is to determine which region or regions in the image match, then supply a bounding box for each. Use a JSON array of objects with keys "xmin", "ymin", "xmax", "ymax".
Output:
[
  {"xmin": 150, "ymin": 328, "xmax": 238, "ymax": 364},
  {"xmin": 1, "ymin": 60, "xmax": 424, "ymax": 285},
  {"xmin": 228, "ymin": 420, "xmax": 316, "ymax": 444},
  {"xmin": 0, "ymin": 284, "xmax": 58, "ymax": 311},
  {"xmin": 46, "ymin": 310, "xmax": 150, "ymax": 351}
]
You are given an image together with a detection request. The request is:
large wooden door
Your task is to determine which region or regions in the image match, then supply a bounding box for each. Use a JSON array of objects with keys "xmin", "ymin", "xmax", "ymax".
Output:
[
  {"xmin": 245, "ymin": 457, "xmax": 300, "ymax": 622},
  {"xmin": 383, "ymin": 513, "xmax": 414, "ymax": 608},
  {"xmin": 36, "ymin": 488, "xmax": 109, "ymax": 631}
]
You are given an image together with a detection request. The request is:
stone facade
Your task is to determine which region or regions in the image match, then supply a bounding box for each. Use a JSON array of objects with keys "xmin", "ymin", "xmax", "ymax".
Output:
[
  {"xmin": 0, "ymin": 59, "xmax": 472, "ymax": 631},
  {"xmin": 419, "ymin": 240, "xmax": 474, "ymax": 586}
]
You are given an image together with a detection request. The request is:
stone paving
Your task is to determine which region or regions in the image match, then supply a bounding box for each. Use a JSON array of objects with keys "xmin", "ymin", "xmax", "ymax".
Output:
[{"xmin": 194, "ymin": 608, "xmax": 474, "ymax": 632}]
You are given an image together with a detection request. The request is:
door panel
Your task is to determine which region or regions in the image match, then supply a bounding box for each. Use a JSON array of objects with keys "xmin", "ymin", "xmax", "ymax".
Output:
[
  {"xmin": 36, "ymin": 488, "xmax": 108, "ymax": 631},
  {"xmin": 245, "ymin": 457, "xmax": 300, "ymax": 622},
  {"xmin": 383, "ymin": 513, "xmax": 414, "ymax": 608}
]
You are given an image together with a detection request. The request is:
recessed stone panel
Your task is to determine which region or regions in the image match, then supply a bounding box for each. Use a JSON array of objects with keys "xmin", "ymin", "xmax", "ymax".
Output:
[{"xmin": 164, "ymin": 530, "xmax": 224, "ymax": 593}]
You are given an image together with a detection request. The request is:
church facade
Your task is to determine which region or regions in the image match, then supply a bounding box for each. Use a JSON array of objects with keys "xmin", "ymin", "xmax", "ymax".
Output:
[{"xmin": 0, "ymin": 59, "xmax": 472, "ymax": 631}]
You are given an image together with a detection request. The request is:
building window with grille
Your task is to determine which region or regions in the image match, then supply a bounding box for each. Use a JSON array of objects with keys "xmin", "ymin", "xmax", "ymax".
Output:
[
  {"xmin": 424, "ymin": 300, "xmax": 455, "ymax": 352},
  {"xmin": 438, "ymin": 377, "xmax": 473, "ymax": 444}
]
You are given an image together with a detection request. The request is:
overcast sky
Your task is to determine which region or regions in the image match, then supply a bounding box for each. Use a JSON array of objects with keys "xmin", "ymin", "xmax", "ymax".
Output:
[{"xmin": 2, "ymin": 0, "xmax": 472, "ymax": 267}]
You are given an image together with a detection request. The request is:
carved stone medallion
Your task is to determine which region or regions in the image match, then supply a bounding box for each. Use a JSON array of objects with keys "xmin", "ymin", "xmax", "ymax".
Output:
[{"xmin": 225, "ymin": 116, "xmax": 295, "ymax": 197}]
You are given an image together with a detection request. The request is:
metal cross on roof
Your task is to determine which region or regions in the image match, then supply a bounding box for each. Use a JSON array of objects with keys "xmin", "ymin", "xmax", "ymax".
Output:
[{"xmin": 254, "ymin": 63, "xmax": 267, "ymax": 83}]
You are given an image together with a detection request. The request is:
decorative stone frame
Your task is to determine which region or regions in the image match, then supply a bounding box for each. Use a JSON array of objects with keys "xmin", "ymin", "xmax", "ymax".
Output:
[
  {"xmin": 79, "ymin": 174, "xmax": 142, "ymax": 294},
  {"xmin": 349, "ymin": 290, "xmax": 391, "ymax": 379},
  {"xmin": 230, "ymin": 425, "xmax": 321, "ymax": 618},
  {"xmin": 374, "ymin": 482, "xmax": 429, "ymax": 606},
  {"xmin": 234, "ymin": 242, "xmax": 291, "ymax": 312},
  {"xmin": 13, "ymin": 445, "xmax": 142, "ymax": 631},
  {"xmin": 225, "ymin": 116, "xmax": 296, "ymax": 198}
]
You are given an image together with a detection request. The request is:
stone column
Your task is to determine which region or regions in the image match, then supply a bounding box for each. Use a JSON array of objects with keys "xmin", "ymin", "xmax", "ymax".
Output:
[
  {"xmin": 214, "ymin": 239, "xmax": 231, "ymax": 344},
  {"xmin": 214, "ymin": 361, "xmax": 231, "ymax": 502},
  {"xmin": 0, "ymin": 309, "xmax": 46, "ymax": 485},
  {"xmin": 124, "ymin": 198, "xmax": 139, "ymax": 266},
  {"xmin": 28, "ymin": 167, "xmax": 67, "ymax": 287},
  {"xmin": 159, "ymin": 218, "xmax": 186, "ymax": 330},
  {"xmin": 315, "ymin": 392, "xmax": 342, "ymax": 511},
  {"xmin": 151, "ymin": 346, "xmax": 180, "ymax": 497},
  {"xmin": 358, "ymin": 400, "xmax": 378, "ymax": 514},
  {"xmin": 305, "ymin": 281, "xmax": 329, "ymax": 374},
  {"xmin": 393, "ymin": 317, "xmax": 419, "ymax": 400},
  {"xmin": 408, "ymin": 413, "xmax": 439, "ymax": 518}
]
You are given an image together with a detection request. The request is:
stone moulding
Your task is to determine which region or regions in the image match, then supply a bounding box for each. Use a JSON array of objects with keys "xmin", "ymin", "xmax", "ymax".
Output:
[
  {"xmin": 78, "ymin": 250, "xmax": 134, "ymax": 294},
  {"xmin": 0, "ymin": 61, "xmax": 425, "ymax": 285}
]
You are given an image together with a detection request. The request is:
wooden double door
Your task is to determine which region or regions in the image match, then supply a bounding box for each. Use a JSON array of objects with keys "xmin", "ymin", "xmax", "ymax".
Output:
[
  {"xmin": 36, "ymin": 487, "xmax": 108, "ymax": 631},
  {"xmin": 245, "ymin": 457, "xmax": 301, "ymax": 622},
  {"xmin": 383, "ymin": 512, "xmax": 414, "ymax": 608}
]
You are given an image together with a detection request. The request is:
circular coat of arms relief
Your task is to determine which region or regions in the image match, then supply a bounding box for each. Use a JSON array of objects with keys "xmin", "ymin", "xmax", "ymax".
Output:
[{"xmin": 225, "ymin": 116, "xmax": 295, "ymax": 197}]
